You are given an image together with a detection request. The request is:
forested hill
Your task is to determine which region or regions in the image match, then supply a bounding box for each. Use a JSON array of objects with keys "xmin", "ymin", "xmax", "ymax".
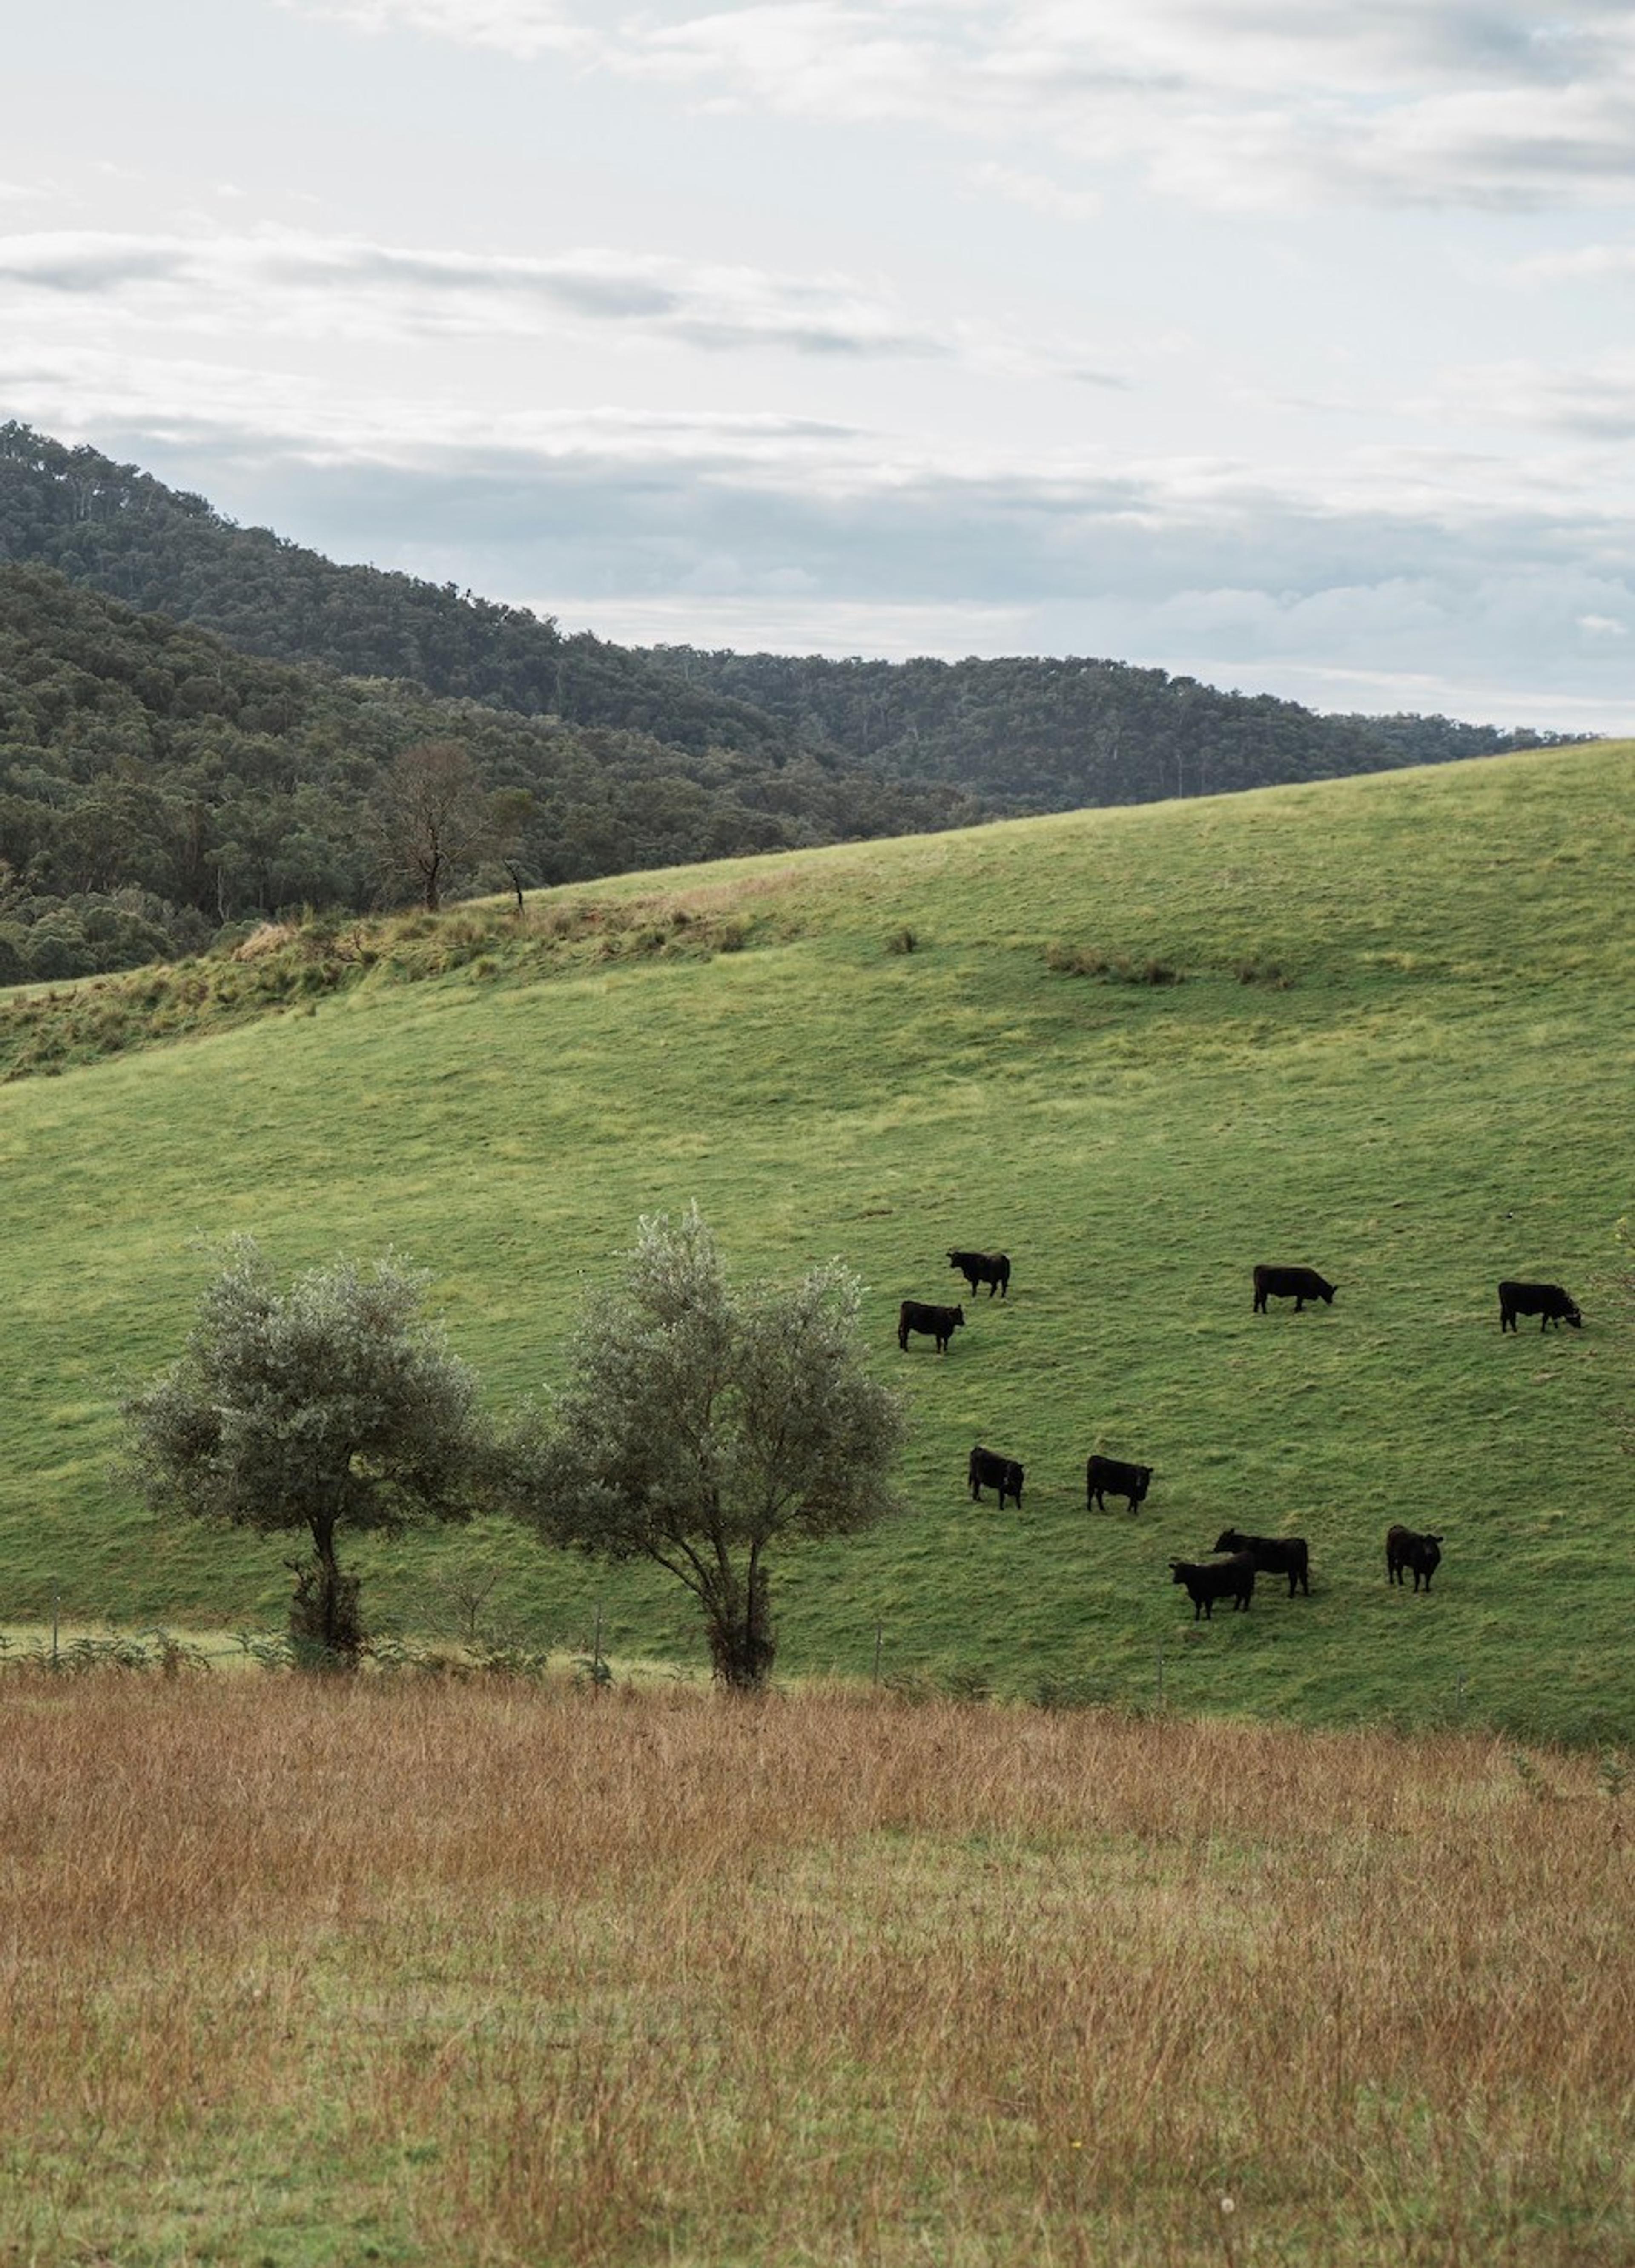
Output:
[
  {"xmin": 653, "ymin": 649, "xmax": 1581, "ymax": 809},
  {"xmin": 0, "ymin": 565, "xmax": 977, "ymax": 984},
  {"xmin": 0, "ymin": 424, "xmax": 1584, "ymax": 829},
  {"xmin": 0, "ymin": 424, "xmax": 789, "ymax": 760}
]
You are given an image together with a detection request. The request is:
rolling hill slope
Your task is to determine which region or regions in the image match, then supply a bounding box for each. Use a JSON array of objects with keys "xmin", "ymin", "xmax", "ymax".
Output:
[{"xmin": 1, "ymin": 740, "xmax": 1629, "ymax": 1739}]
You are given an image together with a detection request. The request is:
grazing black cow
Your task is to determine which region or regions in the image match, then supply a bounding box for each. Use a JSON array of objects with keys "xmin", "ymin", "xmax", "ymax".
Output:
[
  {"xmin": 1213, "ymin": 1529, "xmax": 1310, "ymax": 1597},
  {"xmin": 1253, "ymin": 1265, "xmax": 1336, "ymax": 1313},
  {"xmin": 968, "ymin": 1445, "xmax": 1024, "ymax": 1509},
  {"xmin": 1086, "ymin": 1455, "xmax": 1152, "ymax": 1515},
  {"xmin": 1499, "ymin": 1280, "xmax": 1582, "ymax": 1333},
  {"xmin": 949, "ymin": 1249, "xmax": 1010, "ymax": 1299},
  {"xmin": 1170, "ymin": 1554, "xmax": 1255, "ymax": 1620},
  {"xmin": 1385, "ymin": 1525, "xmax": 1442, "ymax": 1591},
  {"xmin": 898, "ymin": 1299, "xmax": 965, "ymax": 1354}
]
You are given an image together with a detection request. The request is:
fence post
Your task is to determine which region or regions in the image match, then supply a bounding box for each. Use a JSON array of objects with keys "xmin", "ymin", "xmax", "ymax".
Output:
[
  {"xmin": 872, "ymin": 1621, "xmax": 883, "ymax": 1683},
  {"xmin": 592, "ymin": 1603, "xmax": 603, "ymax": 1687},
  {"xmin": 51, "ymin": 1583, "xmax": 59, "ymax": 1668},
  {"xmin": 1156, "ymin": 1641, "xmax": 1164, "ymax": 1711}
]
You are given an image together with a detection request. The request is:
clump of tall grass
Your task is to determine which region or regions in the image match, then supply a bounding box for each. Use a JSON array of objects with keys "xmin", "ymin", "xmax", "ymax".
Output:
[{"xmin": 1045, "ymin": 941, "xmax": 1185, "ymax": 984}]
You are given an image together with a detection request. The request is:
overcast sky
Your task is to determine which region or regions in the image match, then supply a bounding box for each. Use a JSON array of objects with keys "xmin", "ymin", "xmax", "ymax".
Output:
[{"xmin": 6, "ymin": 1, "xmax": 1635, "ymax": 728}]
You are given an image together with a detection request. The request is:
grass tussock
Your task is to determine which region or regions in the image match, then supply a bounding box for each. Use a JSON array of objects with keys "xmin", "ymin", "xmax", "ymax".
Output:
[
  {"xmin": 1, "ymin": 1679, "xmax": 1633, "ymax": 2265},
  {"xmin": 1044, "ymin": 941, "xmax": 1185, "ymax": 985}
]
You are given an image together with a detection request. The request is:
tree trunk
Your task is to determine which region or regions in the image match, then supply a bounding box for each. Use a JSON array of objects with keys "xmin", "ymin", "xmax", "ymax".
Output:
[
  {"xmin": 702, "ymin": 1556, "xmax": 775, "ymax": 1691},
  {"xmin": 290, "ymin": 1518, "xmax": 364, "ymax": 1668}
]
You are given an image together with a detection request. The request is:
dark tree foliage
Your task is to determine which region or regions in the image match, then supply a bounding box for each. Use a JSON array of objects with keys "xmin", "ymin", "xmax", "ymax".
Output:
[{"xmin": 651, "ymin": 649, "xmax": 1592, "ymax": 814}]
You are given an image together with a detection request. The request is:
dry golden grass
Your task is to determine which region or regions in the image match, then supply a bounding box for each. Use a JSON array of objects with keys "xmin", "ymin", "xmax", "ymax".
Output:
[{"xmin": 2, "ymin": 1680, "xmax": 1632, "ymax": 2266}]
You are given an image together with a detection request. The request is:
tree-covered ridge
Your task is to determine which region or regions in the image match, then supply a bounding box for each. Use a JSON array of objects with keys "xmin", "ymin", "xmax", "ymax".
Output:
[
  {"xmin": 654, "ymin": 648, "xmax": 1588, "ymax": 811},
  {"xmin": 0, "ymin": 564, "xmax": 981, "ymax": 982},
  {"xmin": 0, "ymin": 423, "xmax": 792, "ymax": 758},
  {"xmin": 0, "ymin": 423, "xmax": 1588, "ymax": 839}
]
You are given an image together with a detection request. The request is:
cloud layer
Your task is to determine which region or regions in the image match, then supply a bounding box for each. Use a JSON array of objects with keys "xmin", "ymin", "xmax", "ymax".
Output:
[{"xmin": 289, "ymin": 0, "xmax": 1635, "ymax": 209}]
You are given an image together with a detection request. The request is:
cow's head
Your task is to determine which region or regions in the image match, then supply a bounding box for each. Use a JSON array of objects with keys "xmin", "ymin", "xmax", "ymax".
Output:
[
  {"xmin": 952, "ymin": 1305, "xmax": 966, "ymax": 1326},
  {"xmin": 1133, "ymin": 1466, "xmax": 1153, "ymax": 1497},
  {"xmin": 1212, "ymin": 1528, "xmax": 1243, "ymax": 1554},
  {"xmin": 1319, "ymin": 1282, "xmax": 1336, "ymax": 1304},
  {"xmin": 1563, "ymin": 1300, "xmax": 1583, "ymax": 1328}
]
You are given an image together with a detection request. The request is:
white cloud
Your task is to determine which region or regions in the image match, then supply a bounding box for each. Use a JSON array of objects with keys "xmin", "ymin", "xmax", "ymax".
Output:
[
  {"xmin": 0, "ymin": 229, "xmax": 961, "ymax": 358},
  {"xmin": 288, "ymin": 0, "xmax": 1635, "ymax": 210},
  {"xmin": 282, "ymin": 0, "xmax": 585, "ymax": 55},
  {"xmin": 971, "ymin": 163, "xmax": 1101, "ymax": 222}
]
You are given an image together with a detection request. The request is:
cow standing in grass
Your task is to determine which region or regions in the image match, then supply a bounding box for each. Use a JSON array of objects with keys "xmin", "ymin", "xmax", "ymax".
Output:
[
  {"xmin": 1087, "ymin": 1456, "xmax": 1152, "ymax": 1515},
  {"xmin": 1386, "ymin": 1526, "xmax": 1443, "ymax": 1591},
  {"xmin": 949, "ymin": 1250, "xmax": 1010, "ymax": 1299},
  {"xmin": 1170, "ymin": 1554, "xmax": 1255, "ymax": 1620},
  {"xmin": 968, "ymin": 1446, "xmax": 1024, "ymax": 1509},
  {"xmin": 898, "ymin": 1300, "xmax": 964, "ymax": 1354},
  {"xmin": 1214, "ymin": 1529, "xmax": 1310, "ymax": 1597},
  {"xmin": 1253, "ymin": 1265, "xmax": 1336, "ymax": 1313},
  {"xmin": 1499, "ymin": 1281, "xmax": 1582, "ymax": 1333}
]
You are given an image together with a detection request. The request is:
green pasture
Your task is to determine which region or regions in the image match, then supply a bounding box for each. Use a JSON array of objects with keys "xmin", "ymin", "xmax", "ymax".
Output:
[{"xmin": 1, "ymin": 742, "xmax": 1629, "ymax": 1738}]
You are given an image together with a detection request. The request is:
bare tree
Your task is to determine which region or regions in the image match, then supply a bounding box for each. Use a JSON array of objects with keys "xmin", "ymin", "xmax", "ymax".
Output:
[{"xmin": 371, "ymin": 740, "xmax": 492, "ymax": 912}]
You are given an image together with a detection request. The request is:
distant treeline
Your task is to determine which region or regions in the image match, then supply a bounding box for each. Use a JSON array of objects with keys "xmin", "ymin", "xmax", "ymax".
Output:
[
  {"xmin": 0, "ymin": 420, "xmax": 1592, "ymax": 980},
  {"xmin": 651, "ymin": 649, "xmax": 1588, "ymax": 810}
]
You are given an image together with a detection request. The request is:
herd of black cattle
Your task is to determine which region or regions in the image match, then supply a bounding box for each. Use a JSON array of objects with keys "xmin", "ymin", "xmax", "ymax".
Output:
[{"xmin": 897, "ymin": 1252, "xmax": 1586, "ymax": 1621}]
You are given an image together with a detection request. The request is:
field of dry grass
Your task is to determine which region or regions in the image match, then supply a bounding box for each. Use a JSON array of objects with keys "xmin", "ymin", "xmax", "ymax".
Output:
[{"xmin": 3, "ymin": 1677, "xmax": 1632, "ymax": 2265}]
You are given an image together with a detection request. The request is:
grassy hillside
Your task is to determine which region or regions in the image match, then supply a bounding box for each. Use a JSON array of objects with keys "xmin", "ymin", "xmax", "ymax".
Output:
[{"xmin": 1, "ymin": 741, "xmax": 1629, "ymax": 1740}]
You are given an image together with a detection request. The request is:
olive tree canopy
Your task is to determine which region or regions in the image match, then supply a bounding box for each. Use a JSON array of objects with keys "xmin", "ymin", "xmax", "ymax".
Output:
[
  {"xmin": 511, "ymin": 1207, "xmax": 907, "ymax": 1689},
  {"xmin": 122, "ymin": 1239, "xmax": 488, "ymax": 1662}
]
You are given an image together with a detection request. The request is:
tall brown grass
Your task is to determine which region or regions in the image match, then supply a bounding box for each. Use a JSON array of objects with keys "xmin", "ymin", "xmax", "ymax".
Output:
[{"xmin": 1, "ymin": 1679, "xmax": 1630, "ymax": 2265}]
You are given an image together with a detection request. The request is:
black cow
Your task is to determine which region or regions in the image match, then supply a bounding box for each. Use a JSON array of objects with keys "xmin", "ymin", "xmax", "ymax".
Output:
[
  {"xmin": 1253, "ymin": 1265, "xmax": 1336, "ymax": 1313},
  {"xmin": 949, "ymin": 1249, "xmax": 1010, "ymax": 1299},
  {"xmin": 898, "ymin": 1299, "xmax": 965, "ymax": 1354},
  {"xmin": 1170, "ymin": 1555, "xmax": 1255, "ymax": 1620},
  {"xmin": 1499, "ymin": 1280, "xmax": 1582, "ymax": 1333},
  {"xmin": 1386, "ymin": 1525, "xmax": 1442, "ymax": 1591},
  {"xmin": 1087, "ymin": 1454, "xmax": 1152, "ymax": 1514},
  {"xmin": 968, "ymin": 1445, "xmax": 1024, "ymax": 1508},
  {"xmin": 1213, "ymin": 1528, "xmax": 1310, "ymax": 1597}
]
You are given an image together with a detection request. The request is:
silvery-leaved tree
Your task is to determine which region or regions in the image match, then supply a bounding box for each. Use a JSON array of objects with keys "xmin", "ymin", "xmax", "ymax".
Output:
[
  {"xmin": 511, "ymin": 1207, "xmax": 906, "ymax": 1690},
  {"xmin": 122, "ymin": 1239, "xmax": 488, "ymax": 1665}
]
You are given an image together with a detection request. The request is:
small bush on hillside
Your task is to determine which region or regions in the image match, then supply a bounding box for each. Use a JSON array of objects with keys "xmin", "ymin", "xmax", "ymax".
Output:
[{"xmin": 885, "ymin": 926, "xmax": 918, "ymax": 955}]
